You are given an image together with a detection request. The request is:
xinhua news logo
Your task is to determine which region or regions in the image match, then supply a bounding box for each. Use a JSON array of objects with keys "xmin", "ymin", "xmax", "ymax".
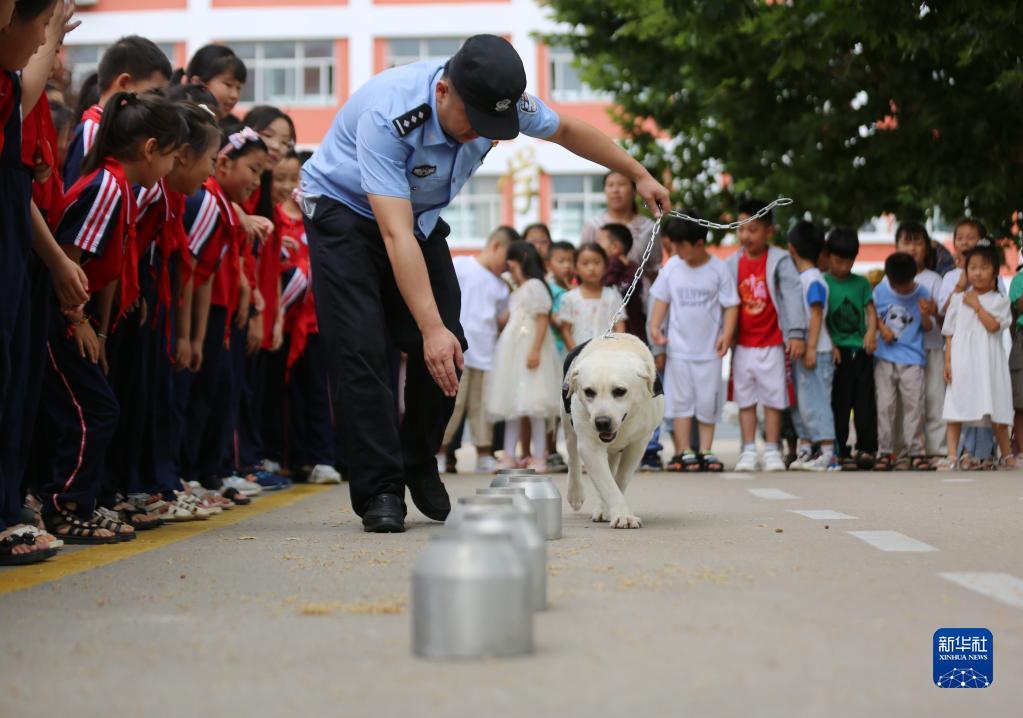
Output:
[{"xmin": 933, "ymin": 628, "xmax": 993, "ymax": 688}]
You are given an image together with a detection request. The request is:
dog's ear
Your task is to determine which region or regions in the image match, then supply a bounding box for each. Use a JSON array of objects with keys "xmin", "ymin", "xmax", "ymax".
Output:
[
  {"xmin": 635, "ymin": 360, "xmax": 656, "ymax": 398},
  {"xmin": 564, "ymin": 364, "xmax": 581, "ymax": 397}
]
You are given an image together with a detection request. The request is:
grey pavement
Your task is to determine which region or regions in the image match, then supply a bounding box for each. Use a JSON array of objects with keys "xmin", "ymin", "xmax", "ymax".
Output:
[{"xmin": 2, "ymin": 463, "xmax": 1022, "ymax": 717}]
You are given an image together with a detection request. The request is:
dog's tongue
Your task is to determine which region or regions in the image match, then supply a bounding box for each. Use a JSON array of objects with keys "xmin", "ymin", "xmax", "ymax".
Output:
[{"xmin": 599, "ymin": 432, "xmax": 615, "ymax": 443}]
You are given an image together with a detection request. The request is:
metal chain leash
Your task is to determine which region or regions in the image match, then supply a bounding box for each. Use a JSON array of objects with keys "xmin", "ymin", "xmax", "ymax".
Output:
[{"xmin": 602, "ymin": 197, "xmax": 794, "ymax": 338}]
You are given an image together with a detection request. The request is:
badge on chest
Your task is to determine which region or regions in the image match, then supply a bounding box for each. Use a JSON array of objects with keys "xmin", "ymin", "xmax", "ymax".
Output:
[{"xmin": 411, "ymin": 165, "xmax": 437, "ymax": 178}]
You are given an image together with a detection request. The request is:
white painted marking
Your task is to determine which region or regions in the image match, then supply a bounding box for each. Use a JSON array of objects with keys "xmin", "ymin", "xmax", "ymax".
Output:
[
  {"xmin": 847, "ymin": 530, "xmax": 938, "ymax": 552},
  {"xmin": 789, "ymin": 510, "xmax": 857, "ymax": 520},
  {"xmin": 942, "ymin": 478, "xmax": 975, "ymax": 483},
  {"xmin": 721, "ymin": 472, "xmax": 753, "ymax": 481},
  {"xmin": 938, "ymin": 572, "xmax": 1023, "ymax": 609},
  {"xmin": 747, "ymin": 488, "xmax": 798, "ymax": 500}
]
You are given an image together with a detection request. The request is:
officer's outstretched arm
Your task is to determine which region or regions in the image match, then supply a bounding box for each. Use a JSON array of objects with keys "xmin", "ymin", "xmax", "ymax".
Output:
[
  {"xmin": 546, "ymin": 115, "xmax": 671, "ymax": 217},
  {"xmin": 368, "ymin": 193, "xmax": 464, "ymax": 398}
]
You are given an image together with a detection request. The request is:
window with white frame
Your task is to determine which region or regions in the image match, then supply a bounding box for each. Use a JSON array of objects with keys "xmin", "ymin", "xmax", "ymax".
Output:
[
  {"xmin": 444, "ymin": 175, "xmax": 504, "ymax": 248},
  {"xmin": 233, "ymin": 41, "xmax": 335, "ymax": 106},
  {"xmin": 384, "ymin": 38, "xmax": 466, "ymax": 69},
  {"xmin": 549, "ymin": 174, "xmax": 607, "ymax": 241},
  {"xmin": 547, "ymin": 45, "xmax": 612, "ymax": 103},
  {"xmin": 64, "ymin": 43, "xmax": 175, "ymax": 95}
]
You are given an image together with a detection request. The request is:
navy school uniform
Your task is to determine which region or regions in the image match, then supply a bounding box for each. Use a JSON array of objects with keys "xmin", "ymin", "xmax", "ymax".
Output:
[
  {"xmin": 39, "ymin": 161, "xmax": 136, "ymax": 518},
  {"xmin": 62, "ymin": 103, "xmax": 101, "ymax": 188},
  {"xmin": 0, "ymin": 71, "xmax": 35, "ymax": 530}
]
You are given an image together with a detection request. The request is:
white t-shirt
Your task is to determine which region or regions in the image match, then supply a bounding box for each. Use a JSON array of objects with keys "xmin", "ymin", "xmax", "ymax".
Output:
[
  {"xmin": 915, "ymin": 268, "xmax": 944, "ymax": 351},
  {"xmin": 453, "ymin": 256, "xmax": 510, "ymax": 371},
  {"xmin": 558, "ymin": 286, "xmax": 623, "ymax": 346},
  {"xmin": 649, "ymin": 255, "xmax": 739, "ymax": 360},
  {"xmin": 799, "ymin": 267, "xmax": 832, "ymax": 353}
]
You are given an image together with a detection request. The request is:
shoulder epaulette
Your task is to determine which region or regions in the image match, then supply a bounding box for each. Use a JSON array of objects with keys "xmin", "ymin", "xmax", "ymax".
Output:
[{"xmin": 392, "ymin": 103, "xmax": 431, "ymax": 137}]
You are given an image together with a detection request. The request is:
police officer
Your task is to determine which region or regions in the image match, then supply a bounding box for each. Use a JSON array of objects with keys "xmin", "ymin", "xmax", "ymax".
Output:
[{"xmin": 301, "ymin": 34, "xmax": 670, "ymax": 533}]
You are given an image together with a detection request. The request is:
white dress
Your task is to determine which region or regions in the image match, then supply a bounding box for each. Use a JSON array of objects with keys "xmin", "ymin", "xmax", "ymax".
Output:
[
  {"xmin": 485, "ymin": 278, "xmax": 562, "ymax": 420},
  {"xmin": 557, "ymin": 286, "xmax": 624, "ymax": 346},
  {"xmin": 942, "ymin": 291, "xmax": 1013, "ymax": 425}
]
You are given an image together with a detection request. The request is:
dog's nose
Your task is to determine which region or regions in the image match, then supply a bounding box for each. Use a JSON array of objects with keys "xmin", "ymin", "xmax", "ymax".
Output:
[{"xmin": 594, "ymin": 416, "xmax": 613, "ymax": 433}]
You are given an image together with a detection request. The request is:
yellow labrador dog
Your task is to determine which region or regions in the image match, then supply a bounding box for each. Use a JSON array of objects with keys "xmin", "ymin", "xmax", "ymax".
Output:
[{"xmin": 561, "ymin": 333, "xmax": 664, "ymax": 528}]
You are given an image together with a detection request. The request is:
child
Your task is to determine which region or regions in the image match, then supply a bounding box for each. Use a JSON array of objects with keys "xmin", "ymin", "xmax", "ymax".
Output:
[
  {"xmin": 1009, "ymin": 259, "xmax": 1023, "ymax": 459},
  {"xmin": 824, "ymin": 228, "xmax": 878, "ymax": 470},
  {"xmin": 895, "ymin": 222, "xmax": 944, "ymax": 464},
  {"xmin": 41, "ymin": 92, "xmax": 185, "ymax": 543},
  {"xmin": 179, "ymin": 127, "xmax": 269, "ymax": 495},
  {"xmin": 727, "ymin": 199, "xmax": 807, "ymax": 472},
  {"xmin": 557, "ymin": 243, "xmax": 625, "ymax": 350},
  {"xmin": 597, "ymin": 222, "xmax": 646, "ymax": 339},
  {"xmin": 523, "ymin": 222, "xmax": 552, "ymax": 262},
  {"xmin": 786, "ymin": 221, "xmax": 838, "ymax": 471},
  {"xmin": 63, "ymin": 35, "xmax": 172, "ymax": 186},
  {"xmin": 872, "ymin": 252, "xmax": 933, "ymax": 470},
  {"xmin": 486, "ymin": 241, "xmax": 561, "ymax": 472},
  {"xmin": 939, "ymin": 242, "xmax": 1015, "ymax": 470},
  {"xmin": 544, "ymin": 240, "xmax": 575, "ymax": 472},
  {"xmin": 173, "ymin": 44, "xmax": 247, "ymax": 121},
  {"xmin": 546, "ymin": 240, "xmax": 575, "ymax": 356},
  {"xmin": 649, "ymin": 214, "xmax": 738, "ymax": 473},
  {"xmin": 439, "ymin": 226, "xmax": 511, "ymax": 473}
]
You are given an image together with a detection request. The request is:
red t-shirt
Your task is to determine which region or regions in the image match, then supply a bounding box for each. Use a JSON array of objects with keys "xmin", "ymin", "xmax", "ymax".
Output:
[{"xmin": 737, "ymin": 251, "xmax": 783, "ymax": 347}]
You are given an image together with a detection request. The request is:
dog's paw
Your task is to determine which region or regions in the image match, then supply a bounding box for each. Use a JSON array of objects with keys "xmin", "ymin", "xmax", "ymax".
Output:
[
  {"xmin": 591, "ymin": 505, "xmax": 610, "ymax": 522},
  {"xmin": 567, "ymin": 481, "xmax": 585, "ymax": 511},
  {"xmin": 609, "ymin": 512, "xmax": 642, "ymax": 529}
]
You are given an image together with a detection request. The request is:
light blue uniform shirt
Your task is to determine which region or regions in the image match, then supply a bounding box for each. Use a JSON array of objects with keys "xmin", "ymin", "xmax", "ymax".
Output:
[{"xmin": 301, "ymin": 60, "xmax": 561, "ymax": 240}]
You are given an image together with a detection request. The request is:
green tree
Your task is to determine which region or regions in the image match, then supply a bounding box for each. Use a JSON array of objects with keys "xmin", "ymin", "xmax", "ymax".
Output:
[{"xmin": 543, "ymin": 0, "xmax": 1023, "ymax": 238}]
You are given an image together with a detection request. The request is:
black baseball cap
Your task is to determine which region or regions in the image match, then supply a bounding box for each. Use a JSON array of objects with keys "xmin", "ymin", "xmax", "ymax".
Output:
[{"xmin": 447, "ymin": 35, "xmax": 526, "ymax": 141}]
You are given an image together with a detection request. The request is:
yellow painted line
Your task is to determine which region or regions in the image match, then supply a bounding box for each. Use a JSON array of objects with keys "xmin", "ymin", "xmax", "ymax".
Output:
[{"xmin": 0, "ymin": 484, "xmax": 333, "ymax": 597}]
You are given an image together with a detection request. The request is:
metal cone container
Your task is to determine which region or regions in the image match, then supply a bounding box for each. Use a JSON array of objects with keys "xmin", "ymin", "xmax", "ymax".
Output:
[
  {"xmin": 508, "ymin": 475, "xmax": 562, "ymax": 540},
  {"xmin": 460, "ymin": 506, "xmax": 547, "ymax": 612},
  {"xmin": 445, "ymin": 495, "xmax": 515, "ymax": 530},
  {"xmin": 489, "ymin": 468, "xmax": 537, "ymax": 488},
  {"xmin": 411, "ymin": 530, "xmax": 532, "ymax": 659},
  {"xmin": 475, "ymin": 487, "xmax": 538, "ymax": 524}
]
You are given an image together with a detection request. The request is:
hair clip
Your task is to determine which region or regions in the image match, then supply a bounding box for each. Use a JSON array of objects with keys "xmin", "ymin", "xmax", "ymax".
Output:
[
  {"xmin": 976, "ymin": 237, "xmax": 993, "ymax": 248},
  {"xmin": 220, "ymin": 126, "xmax": 262, "ymax": 156},
  {"xmin": 197, "ymin": 103, "xmax": 217, "ymax": 120},
  {"xmin": 118, "ymin": 92, "xmax": 138, "ymax": 107}
]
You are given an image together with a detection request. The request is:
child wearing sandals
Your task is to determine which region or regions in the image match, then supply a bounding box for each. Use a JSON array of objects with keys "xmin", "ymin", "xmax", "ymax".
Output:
[
  {"xmin": 939, "ymin": 242, "xmax": 1016, "ymax": 470},
  {"xmin": 648, "ymin": 214, "xmax": 738, "ymax": 473}
]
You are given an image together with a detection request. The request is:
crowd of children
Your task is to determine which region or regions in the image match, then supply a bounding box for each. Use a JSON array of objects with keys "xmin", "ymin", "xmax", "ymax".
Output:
[
  {"xmin": 3, "ymin": 4, "xmax": 1021, "ymax": 567},
  {"xmin": 1, "ymin": 6, "xmax": 340, "ymax": 566},
  {"xmin": 443, "ymin": 184, "xmax": 1023, "ymax": 480}
]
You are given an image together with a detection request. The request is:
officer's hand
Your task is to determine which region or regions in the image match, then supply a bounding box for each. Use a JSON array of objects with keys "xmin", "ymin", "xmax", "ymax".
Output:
[
  {"xmin": 636, "ymin": 174, "xmax": 671, "ymax": 217},
  {"xmin": 423, "ymin": 324, "xmax": 463, "ymax": 397}
]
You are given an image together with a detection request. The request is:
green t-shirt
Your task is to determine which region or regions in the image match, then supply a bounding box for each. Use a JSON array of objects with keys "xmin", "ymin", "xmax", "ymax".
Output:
[
  {"xmin": 548, "ymin": 279, "xmax": 568, "ymax": 354},
  {"xmin": 824, "ymin": 272, "xmax": 873, "ymax": 349},
  {"xmin": 1009, "ymin": 273, "xmax": 1023, "ymax": 328}
]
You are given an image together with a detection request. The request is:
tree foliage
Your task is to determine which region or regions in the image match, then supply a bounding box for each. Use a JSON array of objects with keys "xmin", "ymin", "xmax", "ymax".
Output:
[{"xmin": 542, "ymin": 0, "xmax": 1023, "ymax": 237}]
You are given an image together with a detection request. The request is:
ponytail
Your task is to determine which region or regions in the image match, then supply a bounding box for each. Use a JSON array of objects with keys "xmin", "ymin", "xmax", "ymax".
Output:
[
  {"xmin": 166, "ymin": 83, "xmax": 222, "ymax": 156},
  {"xmin": 83, "ymin": 92, "xmax": 188, "ymax": 175}
]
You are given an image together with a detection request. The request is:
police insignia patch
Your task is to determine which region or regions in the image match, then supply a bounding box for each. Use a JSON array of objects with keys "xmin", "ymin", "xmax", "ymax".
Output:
[
  {"xmin": 392, "ymin": 103, "xmax": 431, "ymax": 137},
  {"xmin": 411, "ymin": 165, "xmax": 436, "ymax": 178},
  {"xmin": 518, "ymin": 93, "xmax": 537, "ymax": 114}
]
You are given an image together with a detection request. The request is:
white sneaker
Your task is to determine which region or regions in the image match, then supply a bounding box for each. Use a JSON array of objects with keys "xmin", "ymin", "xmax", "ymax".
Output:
[
  {"xmin": 734, "ymin": 450, "xmax": 759, "ymax": 472},
  {"xmin": 222, "ymin": 476, "xmax": 262, "ymax": 496},
  {"xmin": 260, "ymin": 459, "xmax": 283, "ymax": 474},
  {"xmin": 789, "ymin": 448, "xmax": 814, "ymax": 471},
  {"xmin": 763, "ymin": 449, "xmax": 787, "ymax": 472},
  {"xmin": 802, "ymin": 453, "xmax": 836, "ymax": 472},
  {"xmin": 475, "ymin": 455, "xmax": 499, "ymax": 473},
  {"xmin": 308, "ymin": 464, "xmax": 342, "ymax": 484}
]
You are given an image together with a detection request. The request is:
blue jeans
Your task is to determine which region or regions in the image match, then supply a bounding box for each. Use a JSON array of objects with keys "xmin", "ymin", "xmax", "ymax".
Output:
[{"xmin": 792, "ymin": 351, "xmax": 836, "ymax": 443}]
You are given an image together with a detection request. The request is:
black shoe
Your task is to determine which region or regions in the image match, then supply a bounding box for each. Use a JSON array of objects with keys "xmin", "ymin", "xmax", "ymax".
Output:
[
  {"xmin": 406, "ymin": 470, "xmax": 451, "ymax": 522},
  {"xmin": 362, "ymin": 494, "xmax": 406, "ymax": 533}
]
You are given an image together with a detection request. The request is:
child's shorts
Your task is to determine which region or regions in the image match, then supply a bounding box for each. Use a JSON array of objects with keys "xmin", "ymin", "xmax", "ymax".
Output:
[
  {"xmin": 1010, "ymin": 331, "xmax": 1023, "ymax": 409},
  {"xmin": 732, "ymin": 344, "xmax": 788, "ymax": 410},
  {"xmin": 664, "ymin": 356, "xmax": 722, "ymax": 423}
]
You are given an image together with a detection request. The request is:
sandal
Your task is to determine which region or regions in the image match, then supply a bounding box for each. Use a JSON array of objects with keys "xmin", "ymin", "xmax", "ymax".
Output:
[
  {"xmin": 934, "ymin": 456, "xmax": 958, "ymax": 472},
  {"xmin": 840, "ymin": 455, "xmax": 859, "ymax": 472},
  {"xmin": 0, "ymin": 531, "xmax": 56, "ymax": 566},
  {"xmin": 92, "ymin": 508, "xmax": 137, "ymax": 541},
  {"xmin": 855, "ymin": 451, "xmax": 876, "ymax": 471},
  {"xmin": 665, "ymin": 454, "xmax": 683, "ymax": 472},
  {"xmin": 997, "ymin": 455, "xmax": 1019, "ymax": 471},
  {"xmin": 44, "ymin": 508, "xmax": 121, "ymax": 545},
  {"xmin": 220, "ymin": 487, "xmax": 251, "ymax": 506},
  {"xmin": 8, "ymin": 524, "xmax": 63, "ymax": 550},
  {"xmin": 910, "ymin": 456, "xmax": 934, "ymax": 471},
  {"xmin": 701, "ymin": 453, "xmax": 724, "ymax": 473},
  {"xmin": 110, "ymin": 500, "xmax": 163, "ymax": 531},
  {"xmin": 959, "ymin": 453, "xmax": 982, "ymax": 471},
  {"xmin": 893, "ymin": 456, "xmax": 912, "ymax": 471},
  {"xmin": 873, "ymin": 453, "xmax": 894, "ymax": 471}
]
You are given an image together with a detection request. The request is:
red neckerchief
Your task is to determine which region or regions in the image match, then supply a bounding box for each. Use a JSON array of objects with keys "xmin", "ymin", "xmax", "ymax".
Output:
[
  {"xmin": 62, "ymin": 156, "xmax": 139, "ymax": 326},
  {"xmin": 81, "ymin": 103, "xmax": 103, "ymax": 127},
  {"xmin": 22, "ymin": 94, "xmax": 63, "ymax": 227}
]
